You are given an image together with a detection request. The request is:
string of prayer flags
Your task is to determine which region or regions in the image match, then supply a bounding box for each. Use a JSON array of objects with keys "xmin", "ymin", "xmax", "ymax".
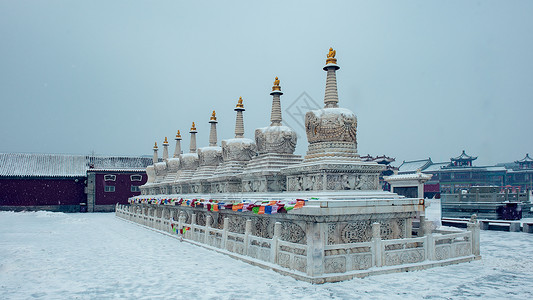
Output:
[{"xmin": 128, "ymin": 196, "xmax": 309, "ymax": 214}]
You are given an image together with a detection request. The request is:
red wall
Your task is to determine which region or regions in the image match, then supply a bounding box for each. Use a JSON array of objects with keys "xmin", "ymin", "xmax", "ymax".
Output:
[
  {"xmin": 94, "ymin": 172, "xmax": 147, "ymax": 205},
  {"xmin": 0, "ymin": 177, "xmax": 86, "ymax": 206}
]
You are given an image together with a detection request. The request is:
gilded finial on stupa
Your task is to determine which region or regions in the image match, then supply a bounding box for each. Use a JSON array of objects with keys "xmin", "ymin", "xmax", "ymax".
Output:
[
  {"xmin": 210, "ymin": 110, "xmax": 217, "ymax": 121},
  {"xmin": 272, "ymin": 76, "xmax": 281, "ymax": 91},
  {"xmin": 153, "ymin": 142, "xmax": 158, "ymax": 149},
  {"xmin": 164, "ymin": 137, "xmax": 168, "ymax": 144},
  {"xmin": 326, "ymin": 47, "xmax": 337, "ymax": 64},
  {"xmin": 236, "ymin": 97, "xmax": 244, "ymax": 109},
  {"xmin": 190, "ymin": 122, "xmax": 196, "ymax": 131},
  {"xmin": 176, "ymin": 130, "xmax": 181, "ymax": 139}
]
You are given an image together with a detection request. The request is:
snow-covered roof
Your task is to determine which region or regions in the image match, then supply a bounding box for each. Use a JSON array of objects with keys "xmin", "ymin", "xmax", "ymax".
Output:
[
  {"xmin": 451, "ymin": 150, "xmax": 477, "ymax": 161},
  {"xmin": 398, "ymin": 158, "xmax": 432, "ymax": 174},
  {"xmin": 0, "ymin": 153, "xmax": 152, "ymax": 177},
  {"xmin": 385, "ymin": 172, "xmax": 432, "ymax": 182},
  {"xmin": 515, "ymin": 154, "xmax": 533, "ymax": 163},
  {"xmin": 424, "ymin": 162, "xmax": 449, "ymax": 172}
]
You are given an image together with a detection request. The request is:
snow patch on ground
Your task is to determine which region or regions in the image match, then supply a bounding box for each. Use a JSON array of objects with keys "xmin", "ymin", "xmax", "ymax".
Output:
[{"xmin": 1, "ymin": 211, "xmax": 533, "ymax": 299}]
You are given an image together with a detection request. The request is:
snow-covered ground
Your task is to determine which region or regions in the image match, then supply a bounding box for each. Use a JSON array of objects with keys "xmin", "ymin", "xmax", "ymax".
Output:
[{"xmin": 1, "ymin": 212, "xmax": 532, "ymax": 300}]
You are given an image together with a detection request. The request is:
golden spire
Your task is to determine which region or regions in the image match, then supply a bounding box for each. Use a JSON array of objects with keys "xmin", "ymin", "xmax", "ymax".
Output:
[
  {"xmin": 326, "ymin": 47, "xmax": 337, "ymax": 64},
  {"xmin": 176, "ymin": 130, "xmax": 181, "ymax": 139},
  {"xmin": 210, "ymin": 110, "xmax": 217, "ymax": 121},
  {"xmin": 236, "ymin": 96, "xmax": 244, "ymax": 108},
  {"xmin": 272, "ymin": 76, "xmax": 281, "ymax": 91},
  {"xmin": 153, "ymin": 142, "xmax": 158, "ymax": 149},
  {"xmin": 190, "ymin": 122, "xmax": 196, "ymax": 131},
  {"xmin": 164, "ymin": 136, "xmax": 168, "ymax": 144}
]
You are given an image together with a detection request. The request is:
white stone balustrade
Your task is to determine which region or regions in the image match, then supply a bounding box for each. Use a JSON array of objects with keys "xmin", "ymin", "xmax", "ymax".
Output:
[{"xmin": 115, "ymin": 204, "xmax": 481, "ymax": 283}]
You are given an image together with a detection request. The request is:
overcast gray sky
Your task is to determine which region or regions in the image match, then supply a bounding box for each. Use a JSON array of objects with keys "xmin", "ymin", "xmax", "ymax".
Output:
[{"xmin": 1, "ymin": 0, "xmax": 532, "ymax": 166}]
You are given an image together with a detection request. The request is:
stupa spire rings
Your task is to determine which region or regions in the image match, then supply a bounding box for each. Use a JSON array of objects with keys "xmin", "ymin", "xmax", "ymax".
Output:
[
  {"xmin": 174, "ymin": 130, "xmax": 182, "ymax": 157},
  {"xmin": 162, "ymin": 137, "xmax": 169, "ymax": 160},
  {"xmin": 209, "ymin": 110, "xmax": 218, "ymax": 146},
  {"xmin": 234, "ymin": 97, "xmax": 245, "ymax": 138},
  {"xmin": 323, "ymin": 47, "xmax": 340, "ymax": 108},
  {"xmin": 152, "ymin": 142, "xmax": 158, "ymax": 164},
  {"xmin": 269, "ymin": 76, "xmax": 283, "ymax": 126}
]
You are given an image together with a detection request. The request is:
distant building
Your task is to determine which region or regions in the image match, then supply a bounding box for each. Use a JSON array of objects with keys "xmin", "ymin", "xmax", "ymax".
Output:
[
  {"xmin": 399, "ymin": 151, "xmax": 533, "ymax": 195},
  {"xmin": 398, "ymin": 151, "xmax": 533, "ymax": 219},
  {"xmin": 0, "ymin": 153, "xmax": 151, "ymax": 212}
]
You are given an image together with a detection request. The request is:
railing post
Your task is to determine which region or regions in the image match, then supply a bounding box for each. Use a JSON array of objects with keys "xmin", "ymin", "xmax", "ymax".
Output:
[
  {"xmin": 191, "ymin": 213, "xmax": 197, "ymax": 241},
  {"xmin": 271, "ymin": 221, "xmax": 281, "ymax": 264},
  {"xmin": 205, "ymin": 215, "xmax": 212, "ymax": 245},
  {"xmin": 372, "ymin": 222, "xmax": 382, "ymax": 267},
  {"xmin": 426, "ymin": 233, "xmax": 435, "ymax": 261},
  {"xmin": 467, "ymin": 219, "xmax": 481, "ymax": 257},
  {"xmin": 245, "ymin": 219, "xmax": 252, "ymax": 256},
  {"xmin": 222, "ymin": 217, "xmax": 229, "ymax": 250}
]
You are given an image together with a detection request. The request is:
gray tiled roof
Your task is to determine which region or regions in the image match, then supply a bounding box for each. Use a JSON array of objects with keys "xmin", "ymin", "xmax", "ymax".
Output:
[{"xmin": 0, "ymin": 153, "xmax": 152, "ymax": 177}]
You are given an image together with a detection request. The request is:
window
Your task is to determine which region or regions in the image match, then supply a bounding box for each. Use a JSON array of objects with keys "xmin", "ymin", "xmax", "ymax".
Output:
[
  {"xmin": 104, "ymin": 186, "xmax": 115, "ymax": 192},
  {"xmin": 131, "ymin": 185, "xmax": 140, "ymax": 192},
  {"xmin": 104, "ymin": 174, "xmax": 116, "ymax": 181},
  {"xmin": 130, "ymin": 174, "xmax": 142, "ymax": 181}
]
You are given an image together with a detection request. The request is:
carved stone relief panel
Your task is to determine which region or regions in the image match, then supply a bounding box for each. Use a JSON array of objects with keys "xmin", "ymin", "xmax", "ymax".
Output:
[
  {"xmin": 227, "ymin": 215, "xmax": 246, "ymax": 234},
  {"xmin": 280, "ymin": 222, "xmax": 306, "ymax": 244},
  {"xmin": 252, "ymin": 217, "xmax": 272, "ymax": 239},
  {"xmin": 324, "ymin": 257, "xmax": 347, "ymax": 274},
  {"xmin": 341, "ymin": 221, "xmax": 372, "ymax": 243}
]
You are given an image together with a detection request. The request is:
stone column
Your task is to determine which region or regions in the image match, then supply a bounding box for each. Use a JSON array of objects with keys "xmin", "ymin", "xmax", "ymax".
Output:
[
  {"xmin": 174, "ymin": 130, "xmax": 182, "ymax": 157},
  {"xmin": 189, "ymin": 122, "xmax": 197, "ymax": 153},
  {"xmin": 209, "ymin": 111, "xmax": 218, "ymax": 146},
  {"xmin": 162, "ymin": 137, "xmax": 169, "ymax": 161},
  {"xmin": 152, "ymin": 142, "xmax": 159, "ymax": 164},
  {"xmin": 467, "ymin": 219, "xmax": 481, "ymax": 257},
  {"xmin": 234, "ymin": 97, "xmax": 245, "ymax": 138}
]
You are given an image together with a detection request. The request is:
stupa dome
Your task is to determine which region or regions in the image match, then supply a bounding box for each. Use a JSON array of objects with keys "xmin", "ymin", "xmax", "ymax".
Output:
[
  {"xmin": 180, "ymin": 153, "xmax": 199, "ymax": 170},
  {"xmin": 305, "ymin": 107, "xmax": 357, "ymax": 144},
  {"xmin": 222, "ymin": 138, "xmax": 256, "ymax": 161},
  {"xmin": 167, "ymin": 157, "xmax": 180, "ymax": 172},
  {"xmin": 145, "ymin": 165, "xmax": 155, "ymax": 183},
  {"xmin": 154, "ymin": 161, "xmax": 168, "ymax": 176},
  {"xmin": 255, "ymin": 125, "xmax": 297, "ymax": 154},
  {"xmin": 198, "ymin": 146, "xmax": 223, "ymax": 166}
]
